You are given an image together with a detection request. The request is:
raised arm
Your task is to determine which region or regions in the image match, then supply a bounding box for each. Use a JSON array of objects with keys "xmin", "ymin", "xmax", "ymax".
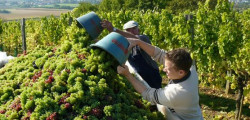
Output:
[
  {"xmin": 127, "ymin": 38, "xmax": 155, "ymax": 57},
  {"xmin": 100, "ymin": 20, "xmax": 153, "ymax": 53},
  {"xmin": 101, "ymin": 20, "xmax": 138, "ymax": 39}
]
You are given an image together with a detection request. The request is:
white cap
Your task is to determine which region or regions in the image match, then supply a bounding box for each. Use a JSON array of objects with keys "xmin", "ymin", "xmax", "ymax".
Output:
[{"xmin": 123, "ymin": 20, "xmax": 138, "ymax": 30}]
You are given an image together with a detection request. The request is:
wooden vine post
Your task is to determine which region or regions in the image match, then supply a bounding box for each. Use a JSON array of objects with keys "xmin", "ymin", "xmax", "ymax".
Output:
[
  {"xmin": 185, "ymin": 14, "xmax": 196, "ymax": 67},
  {"xmin": 21, "ymin": 18, "xmax": 27, "ymax": 55}
]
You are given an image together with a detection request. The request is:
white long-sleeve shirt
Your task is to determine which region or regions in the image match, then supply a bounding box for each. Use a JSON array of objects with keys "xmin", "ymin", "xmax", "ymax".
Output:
[{"xmin": 141, "ymin": 47, "xmax": 203, "ymax": 120}]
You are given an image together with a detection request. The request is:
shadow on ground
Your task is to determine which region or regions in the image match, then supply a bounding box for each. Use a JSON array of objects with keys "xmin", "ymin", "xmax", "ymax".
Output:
[{"xmin": 199, "ymin": 93, "xmax": 250, "ymax": 117}]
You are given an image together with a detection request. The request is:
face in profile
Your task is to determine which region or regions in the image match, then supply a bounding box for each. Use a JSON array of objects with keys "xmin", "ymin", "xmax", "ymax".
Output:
[
  {"xmin": 163, "ymin": 60, "xmax": 185, "ymax": 80},
  {"xmin": 127, "ymin": 27, "xmax": 140, "ymax": 35}
]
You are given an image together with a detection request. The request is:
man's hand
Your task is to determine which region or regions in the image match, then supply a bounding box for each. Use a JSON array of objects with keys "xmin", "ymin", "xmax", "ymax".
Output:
[
  {"xmin": 117, "ymin": 64, "xmax": 147, "ymax": 94},
  {"xmin": 101, "ymin": 20, "xmax": 113, "ymax": 32},
  {"xmin": 127, "ymin": 38, "xmax": 139, "ymax": 51},
  {"xmin": 117, "ymin": 64, "xmax": 130, "ymax": 77},
  {"xmin": 127, "ymin": 38, "xmax": 155, "ymax": 57}
]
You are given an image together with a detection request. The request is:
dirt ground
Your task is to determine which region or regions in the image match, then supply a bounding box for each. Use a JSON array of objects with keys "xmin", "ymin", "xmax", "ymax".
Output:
[
  {"xmin": 0, "ymin": 8, "xmax": 71, "ymax": 20},
  {"xmin": 199, "ymin": 87, "xmax": 250, "ymax": 120}
]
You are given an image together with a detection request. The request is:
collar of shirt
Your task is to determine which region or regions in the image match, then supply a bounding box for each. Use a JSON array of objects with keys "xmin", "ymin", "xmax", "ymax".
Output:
[{"xmin": 169, "ymin": 70, "xmax": 191, "ymax": 84}]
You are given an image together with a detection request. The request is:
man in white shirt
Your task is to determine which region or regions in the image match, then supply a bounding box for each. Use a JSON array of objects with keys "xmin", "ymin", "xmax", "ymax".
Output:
[{"xmin": 117, "ymin": 38, "xmax": 203, "ymax": 120}]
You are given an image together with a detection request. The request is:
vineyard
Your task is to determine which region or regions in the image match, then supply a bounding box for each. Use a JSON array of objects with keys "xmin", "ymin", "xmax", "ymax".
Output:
[{"xmin": 0, "ymin": 0, "xmax": 249, "ymax": 119}]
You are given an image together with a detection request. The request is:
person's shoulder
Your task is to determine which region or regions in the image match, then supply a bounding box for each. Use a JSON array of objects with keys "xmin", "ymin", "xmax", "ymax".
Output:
[
  {"xmin": 139, "ymin": 35, "xmax": 149, "ymax": 40},
  {"xmin": 139, "ymin": 35, "xmax": 150, "ymax": 44}
]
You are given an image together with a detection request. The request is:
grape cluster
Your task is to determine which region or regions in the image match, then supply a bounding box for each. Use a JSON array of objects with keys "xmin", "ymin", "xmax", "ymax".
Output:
[
  {"xmin": 58, "ymin": 93, "xmax": 70, "ymax": 105},
  {"xmin": 0, "ymin": 23, "xmax": 165, "ymax": 119},
  {"xmin": 0, "ymin": 110, "xmax": 6, "ymax": 114},
  {"xmin": 32, "ymin": 71, "xmax": 42, "ymax": 82},
  {"xmin": 22, "ymin": 109, "xmax": 32, "ymax": 120},
  {"xmin": 45, "ymin": 71, "xmax": 54, "ymax": 84},
  {"xmin": 90, "ymin": 107, "xmax": 103, "ymax": 118},
  {"xmin": 46, "ymin": 112, "xmax": 57, "ymax": 120},
  {"xmin": 10, "ymin": 99, "xmax": 22, "ymax": 111},
  {"xmin": 134, "ymin": 99, "xmax": 144, "ymax": 109},
  {"xmin": 45, "ymin": 75, "xmax": 54, "ymax": 84},
  {"xmin": 77, "ymin": 53, "xmax": 85, "ymax": 60}
]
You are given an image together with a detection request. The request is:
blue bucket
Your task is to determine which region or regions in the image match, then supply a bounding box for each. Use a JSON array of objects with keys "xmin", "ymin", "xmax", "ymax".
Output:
[
  {"xmin": 76, "ymin": 12, "xmax": 103, "ymax": 39},
  {"xmin": 90, "ymin": 32, "xmax": 130, "ymax": 65}
]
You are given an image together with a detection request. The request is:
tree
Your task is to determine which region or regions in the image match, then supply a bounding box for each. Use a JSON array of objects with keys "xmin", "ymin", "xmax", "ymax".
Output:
[
  {"xmin": 153, "ymin": 0, "xmax": 169, "ymax": 10},
  {"xmin": 98, "ymin": 0, "xmax": 112, "ymax": 11},
  {"xmin": 123, "ymin": 0, "xmax": 138, "ymax": 10},
  {"xmin": 81, "ymin": 0, "xmax": 218, "ymax": 14},
  {"xmin": 164, "ymin": 0, "xmax": 218, "ymax": 14},
  {"xmin": 74, "ymin": 2, "xmax": 98, "ymax": 16},
  {"xmin": 138, "ymin": 0, "xmax": 154, "ymax": 10},
  {"xmin": 0, "ymin": 19, "xmax": 1, "ymax": 29},
  {"xmin": 110, "ymin": 0, "xmax": 124, "ymax": 11},
  {"xmin": 166, "ymin": 0, "xmax": 205, "ymax": 14},
  {"xmin": 99, "ymin": 0, "xmax": 124, "ymax": 11}
]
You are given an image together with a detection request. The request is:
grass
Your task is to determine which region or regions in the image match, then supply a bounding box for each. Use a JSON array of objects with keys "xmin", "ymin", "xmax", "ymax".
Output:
[
  {"xmin": 58, "ymin": 4, "xmax": 79, "ymax": 7},
  {"xmin": 39, "ymin": 3, "xmax": 78, "ymax": 10},
  {"xmin": 0, "ymin": 9, "xmax": 11, "ymax": 14},
  {"xmin": 199, "ymin": 87, "xmax": 250, "ymax": 120},
  {"xmin": 43, "ymin": 3, "xmax": 78, "ymax": 7}
]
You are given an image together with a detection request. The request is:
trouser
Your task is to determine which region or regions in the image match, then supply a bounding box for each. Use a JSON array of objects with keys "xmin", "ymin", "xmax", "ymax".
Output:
[{"xmin": 125, "ymin": 61, "xmax": 150, "ymax": 88}]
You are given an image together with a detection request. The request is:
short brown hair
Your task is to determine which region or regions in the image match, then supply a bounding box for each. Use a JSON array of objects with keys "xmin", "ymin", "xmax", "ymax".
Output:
[{"xmin": 165, "ymin": 48, "xmax": 192, "ymax": 72}]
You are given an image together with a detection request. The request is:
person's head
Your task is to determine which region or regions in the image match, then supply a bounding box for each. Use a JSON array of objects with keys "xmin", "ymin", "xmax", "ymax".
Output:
[
  {"xmin": 123, "ymin": 20, "xmax": 140, "ymax": 35},
  {"xmin": 163, "ymin": 48, "xmax": 192, "ymax": 80}
]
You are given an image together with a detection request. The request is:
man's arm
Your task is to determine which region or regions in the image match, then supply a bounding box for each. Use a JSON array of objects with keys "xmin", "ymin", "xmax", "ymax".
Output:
[
  {"xmin": 117, "ymin": 65, "xmax": 147, "ymax": 94},
  {"xmin": 127, "ymin": 38, "xmax": 166, "ymax": 64},
  {"xmin": 101, "ymin": 20, "xmax": 138, "ymax": 39},
  {"xmin": 127, "ymin": 38, "xmax": 155, "ymax": 57}
]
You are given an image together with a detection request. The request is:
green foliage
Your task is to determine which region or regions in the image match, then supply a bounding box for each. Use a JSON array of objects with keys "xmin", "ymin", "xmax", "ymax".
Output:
[
  {"xmin": 0, "ymin": 19, "xmax": 2, "ymax": 34},
  {"xmin": 72, "ymin": 2, "xmax": 98, "ymax": 17},
  {"xmin": 0, "ymin": 19, "xmax": 2, "ymax": 51},
  {"xmin": 233, "ymin": 2, "xmax": 250, "ymax": 12},
  {"xmin": 0, "ymin": 0, "xmax": 249, "ymax": 118},
  {"xmin": 97, "ymin": 0, "xmax": 249, "ymax": 97},
  {"xmin": 0, "ymin": 9, "xmax": 11, "ymax": 14},
  {"xmin": 0, "ymin": 20, "xmax": 21, "ymax": 55},
  {"xmin": 166, "ymin": 0, "xmax": 203, "ymax": 14},
  {"xmin": 99, "ymin": 0, "xmax": 125, "ymax": 11},
  {"xmin": 137, "ymin": 0, "xmax": 154, "ymax": 10},
  {"xmin": 79, "ymin": 0, "xmax": 217, "ymax": 14},
  {"xmin": 0, "ymin": 21, "xmax": 164, "ymax": 119}
]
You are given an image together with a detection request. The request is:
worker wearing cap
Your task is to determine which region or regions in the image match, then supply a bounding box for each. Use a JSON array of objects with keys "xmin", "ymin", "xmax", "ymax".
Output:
[
  {"xmin": 123, "ymin": 20, "xmax": 162, "ymax": 89},
  {"xmin": 101, "ymin": 20, "xmax": 162, "ymax": 89},
  {"xmin": 101, "ymin": 20, "xmax": 165, "ymax": 115}
]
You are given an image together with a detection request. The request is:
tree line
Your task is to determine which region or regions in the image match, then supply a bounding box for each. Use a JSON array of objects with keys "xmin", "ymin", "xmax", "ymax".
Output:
[{"xmin": 75, "ymin": 0, "xmax": 219, "ymax": 15}]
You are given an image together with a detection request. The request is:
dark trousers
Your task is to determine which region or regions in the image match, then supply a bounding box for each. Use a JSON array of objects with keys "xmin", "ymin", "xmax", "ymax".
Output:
[{"xmin": 128, "ymin": 53, "xmax": 162, "ymax": 89}]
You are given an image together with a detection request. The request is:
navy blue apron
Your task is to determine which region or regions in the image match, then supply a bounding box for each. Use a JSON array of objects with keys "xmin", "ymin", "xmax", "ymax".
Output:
[{"xmin": 128, "ymin": 35, "xmax": 162, "ymax": 89}]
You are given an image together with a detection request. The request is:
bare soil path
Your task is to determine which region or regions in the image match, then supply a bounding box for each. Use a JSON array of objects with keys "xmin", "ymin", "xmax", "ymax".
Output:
[{"xmin": 0, "ymin": 8, "xmax": 71, "ymax": 20}]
